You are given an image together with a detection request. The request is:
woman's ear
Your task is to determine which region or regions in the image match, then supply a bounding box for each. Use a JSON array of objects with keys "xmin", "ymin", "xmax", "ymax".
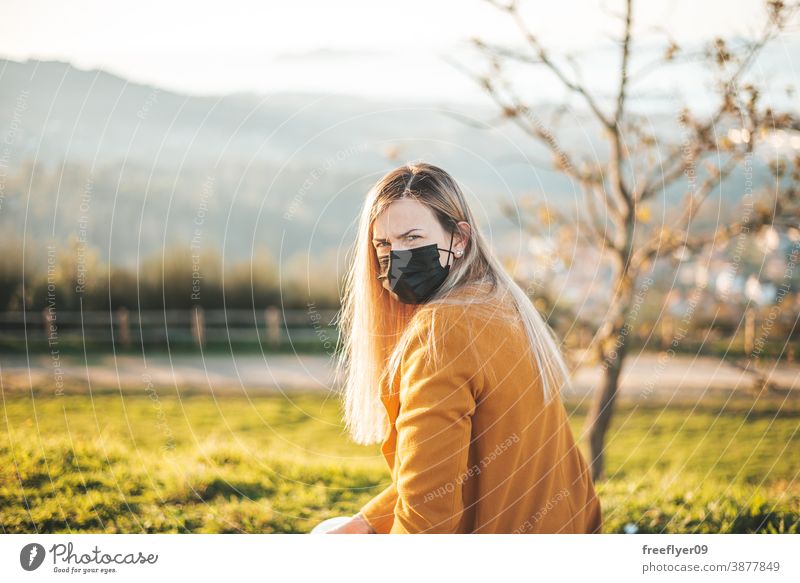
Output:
[{"xmin": 455, "ymin": 221, "xmax": 471, "ymax": 256}]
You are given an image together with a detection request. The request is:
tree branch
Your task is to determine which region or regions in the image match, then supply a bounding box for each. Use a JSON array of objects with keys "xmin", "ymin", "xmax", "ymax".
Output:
[
  {"xmin": 634, "ymin": 154, "xmax": 741, "ymax": 265},
  {"xmin": 485, "ymin": 0, "xmax": 615, "ymax": 129}
]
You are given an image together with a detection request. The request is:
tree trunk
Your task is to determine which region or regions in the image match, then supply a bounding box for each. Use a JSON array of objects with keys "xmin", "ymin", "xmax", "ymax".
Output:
[
  {"xmin": 583, "ymin": 269, "xmax": 636, "ymax": 482},
  {"xmin": 584, "ymin": 322, "xmax": 629, "ymax": 482}
]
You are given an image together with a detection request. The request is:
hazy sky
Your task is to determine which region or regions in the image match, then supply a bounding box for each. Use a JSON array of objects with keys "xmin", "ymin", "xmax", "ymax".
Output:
[{"xmin": 0, "ymin": 0, "xmax": 794, "ymax": 103}]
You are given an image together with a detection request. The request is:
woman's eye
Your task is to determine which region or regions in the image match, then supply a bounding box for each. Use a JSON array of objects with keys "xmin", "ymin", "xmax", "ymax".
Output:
[{"xmin": 407, "ymin": 235, "xmax": 420, "ymax": 241}]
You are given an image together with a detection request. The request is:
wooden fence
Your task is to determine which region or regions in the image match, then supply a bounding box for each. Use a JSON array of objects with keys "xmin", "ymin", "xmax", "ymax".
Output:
[{"xmin": 0, "ymin": 307, "xmax": 340, "ymax": 348}]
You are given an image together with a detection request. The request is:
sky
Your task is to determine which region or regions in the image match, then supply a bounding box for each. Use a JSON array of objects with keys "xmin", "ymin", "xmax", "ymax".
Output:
[{"xmin": 0, "ymin": 0, "xmax": 796, "ymax": 104}]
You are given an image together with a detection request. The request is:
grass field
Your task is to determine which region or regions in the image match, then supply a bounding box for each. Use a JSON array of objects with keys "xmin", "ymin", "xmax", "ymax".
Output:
[{"xmin": 1, "ymin": 388, "xmax": 798, "ymax": 533}]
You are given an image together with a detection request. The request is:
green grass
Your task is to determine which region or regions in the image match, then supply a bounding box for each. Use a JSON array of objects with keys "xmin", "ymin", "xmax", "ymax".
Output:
[{"xmin": 1, "ymin": 389, "xmax": 798, "ymax": 533}]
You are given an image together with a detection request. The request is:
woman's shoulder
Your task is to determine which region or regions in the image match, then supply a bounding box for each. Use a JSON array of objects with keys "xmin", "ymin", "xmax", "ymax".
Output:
[
  {"xmin": 398, "ymin": 287, "xmax": 524, "ymax": 400},
  {"xmin": 407, "ymin": 285, "xmax": 521, "ymax": 351}
]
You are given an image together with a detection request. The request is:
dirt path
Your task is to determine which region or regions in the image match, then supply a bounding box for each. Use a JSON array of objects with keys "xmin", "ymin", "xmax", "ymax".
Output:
[{"xmin": 1, "ymin": 351, "xmax": 798, "ymax": 399}]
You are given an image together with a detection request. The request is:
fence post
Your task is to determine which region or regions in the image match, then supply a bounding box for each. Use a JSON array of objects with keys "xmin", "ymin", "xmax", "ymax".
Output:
[
  {"xmin": 192, "ymin": 305, "xmax": 205, "ymax": 348},
  {"xmin": 265, "ymin": 306, "xmax": 280, "ymax": 347},
  {"xmin": 42, "ymin": 307, "xmax": 55, "ymax": 343},
  {"xmin": 744, "ymin": 307, "xmax": 755, "ymax": 355},
  {"xmin": 660, "ymin": 314, "xmax": 673, "ymax": 350},
  {"xmin": 116, "ymin": 307, "xmax": 130, "ymax": 348}
]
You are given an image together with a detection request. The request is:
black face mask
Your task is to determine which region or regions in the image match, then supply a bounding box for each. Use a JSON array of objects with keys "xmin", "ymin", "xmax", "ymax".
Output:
[{"xmin": 376, "ymin": 228, "xmax": 457, "ymax": 304}]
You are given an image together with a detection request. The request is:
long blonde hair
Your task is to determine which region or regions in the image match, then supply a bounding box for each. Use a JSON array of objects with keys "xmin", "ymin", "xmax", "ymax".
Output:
[{"xmin": 335, "ymin": 162, "xmax": 569, "ymax": 445}]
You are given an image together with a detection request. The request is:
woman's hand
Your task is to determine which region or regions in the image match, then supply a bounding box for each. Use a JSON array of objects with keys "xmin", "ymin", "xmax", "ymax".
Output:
[{"xmin": 324, "ymin": 513, "xmax": 376, "ymax": 534}]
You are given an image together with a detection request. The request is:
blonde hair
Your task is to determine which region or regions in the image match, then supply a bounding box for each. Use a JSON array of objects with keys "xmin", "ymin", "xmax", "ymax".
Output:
[{"xmin": 335, "ymin": 162, "xmax": 569, "ymax": 445}]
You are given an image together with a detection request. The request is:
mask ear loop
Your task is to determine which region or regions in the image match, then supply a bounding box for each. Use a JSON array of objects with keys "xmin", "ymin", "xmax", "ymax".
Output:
[{"xmin": 439, "ymin": 225, "xmax": 456, "ymax": 269}]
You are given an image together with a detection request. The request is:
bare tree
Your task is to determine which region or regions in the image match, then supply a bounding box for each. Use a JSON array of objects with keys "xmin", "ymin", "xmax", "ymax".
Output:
[{"xmin": 463, "ymin": 0, "xmax": 800, "ymax": 480}]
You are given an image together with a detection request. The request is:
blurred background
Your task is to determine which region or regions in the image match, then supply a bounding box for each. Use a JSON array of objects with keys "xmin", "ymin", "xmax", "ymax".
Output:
[{"xmin": 0, "ymin": 0, "xmax": 799, "ymax": 534}]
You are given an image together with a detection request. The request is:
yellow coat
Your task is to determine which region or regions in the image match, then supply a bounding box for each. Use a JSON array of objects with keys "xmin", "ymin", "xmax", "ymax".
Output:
[{"xmin": 359, "ymin": 296, "xmax": 602, "ymax": 534}]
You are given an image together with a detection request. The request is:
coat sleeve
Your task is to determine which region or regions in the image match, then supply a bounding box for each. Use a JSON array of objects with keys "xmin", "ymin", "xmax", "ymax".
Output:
[
  {"xmin": 389, "ymin": 310, "xmax": 480, "ymax": 534},
  {"xmin": 358, "ymin": 482, "xmax": 397, "ymax": 533}
]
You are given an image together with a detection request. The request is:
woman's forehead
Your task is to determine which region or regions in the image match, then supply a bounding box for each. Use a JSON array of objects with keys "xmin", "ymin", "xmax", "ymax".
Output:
[{"xmin": 373, "ymin": 199, "xmax": 437, "ymax": 236}]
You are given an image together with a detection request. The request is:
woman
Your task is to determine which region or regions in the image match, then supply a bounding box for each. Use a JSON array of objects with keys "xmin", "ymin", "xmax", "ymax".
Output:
[{"xmin": 326, "ymin": 162, "xmax": 602, "ymax": 534}]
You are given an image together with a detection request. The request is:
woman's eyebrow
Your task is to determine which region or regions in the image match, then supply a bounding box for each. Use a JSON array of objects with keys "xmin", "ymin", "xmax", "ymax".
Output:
[{"xmin": 372, "ymin": 228, "xmax": 422, "ymax": 242}]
